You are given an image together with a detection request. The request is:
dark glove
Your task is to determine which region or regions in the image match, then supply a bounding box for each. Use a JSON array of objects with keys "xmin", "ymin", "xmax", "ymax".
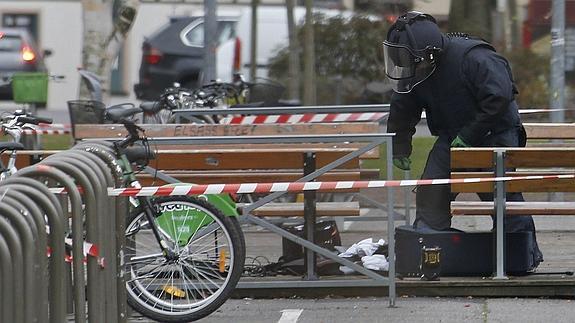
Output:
[
  {"xmin": 393, "ymin": 156, "xmax": 411, "ymax": 171},
  {"xmin": 450, "ymin": 135, "xmax": 470, "ymax": 148}
]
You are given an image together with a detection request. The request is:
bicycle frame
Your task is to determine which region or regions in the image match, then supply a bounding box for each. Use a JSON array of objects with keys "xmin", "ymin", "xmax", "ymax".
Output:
[{"xmin": 112, "ymin": 119, "xmax": 239, "ymax": 257}]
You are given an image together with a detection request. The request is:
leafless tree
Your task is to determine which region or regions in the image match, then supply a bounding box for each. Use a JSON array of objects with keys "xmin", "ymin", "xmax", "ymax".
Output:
[{"xmin": 81, "ymin": 0, "xmax": 139, "ymax": 102}]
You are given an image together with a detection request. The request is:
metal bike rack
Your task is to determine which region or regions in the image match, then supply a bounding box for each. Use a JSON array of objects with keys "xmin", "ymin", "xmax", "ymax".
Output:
[
  {"xmin": 42, "ymin": 150, "xmax": 119, "ymax": 323},
  {"xmin": 1, "ymin": 177, "xmax": 68, "ymax": 323},
  {"xmin": 15, "ymin": 165, "xmax": 87, "ymax": 323},
  {"xmin": 0, "ymin": 213, "xmax": 22, "ymax": 322},
  {"xmin": 0, "ymin": 177, "xmax": 69, "ymax": 323},
  {"xmin": 1, "ymin": 192, "xmax": 46, "ymax": 321},
  {"xmin": 73, "ymin": 142, "xmax": 130, "ymax": 322},
  {"xmin": 0, "ymin": 139, "xmax": 131, "ymax": 322}
]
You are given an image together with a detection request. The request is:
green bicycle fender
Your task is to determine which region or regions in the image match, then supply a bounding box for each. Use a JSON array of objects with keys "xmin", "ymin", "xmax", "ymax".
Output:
[{"xmin": 159, "ymin": 183, "xmax": 239, "ymax": 217}]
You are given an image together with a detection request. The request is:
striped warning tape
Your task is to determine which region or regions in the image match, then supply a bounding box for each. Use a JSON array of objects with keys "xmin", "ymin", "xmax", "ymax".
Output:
[
  {"xmin": 46, "ymin": 238, "xmax": 101, "ymax": 266},
  {"xmin": 48, "ymin": 187, "xmax": 83, "ymax": 194},
  {"xmin": 107, "ymin": 173, "xmax": 575, "ymax": 197},
  {"xmin": 220, "ymin": 112, "xmax": 388, "ymax": 125},
  {"xmin": 218, "ymin": 109, "xmax": 553, "ymax": 125},
  {"xmin": 23, "ymin": 123, "xmax": 72, "ymax": 135},
  {"xmin": 22, "ymin": 129, "xmax": 71, "ymax": 135}
]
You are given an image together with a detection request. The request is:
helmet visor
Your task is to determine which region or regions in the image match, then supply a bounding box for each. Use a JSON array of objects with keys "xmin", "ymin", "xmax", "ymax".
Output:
[{"xmin": 383, "ymin": 41, "xmax": 436, "ymax": 93}]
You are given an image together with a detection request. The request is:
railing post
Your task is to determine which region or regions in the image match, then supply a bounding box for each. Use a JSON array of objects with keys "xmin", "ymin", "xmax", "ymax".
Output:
[
  {"xmin": 303, "ymin": 152, "xmax": 318, "ymax": 280},
  {"xmin": 493, "ymin": 149, "xmax": 508, "ymax": 280}
]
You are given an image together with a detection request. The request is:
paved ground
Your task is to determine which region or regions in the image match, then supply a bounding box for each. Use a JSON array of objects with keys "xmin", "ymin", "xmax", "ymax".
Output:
[{"xmin": 126, "ymin": 297, "xmax": 575, "ymax": 322}]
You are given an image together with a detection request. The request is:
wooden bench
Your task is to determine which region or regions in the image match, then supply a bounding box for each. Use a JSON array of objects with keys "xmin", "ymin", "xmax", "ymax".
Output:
[
  {"xmin": 449, "ymin": 124, "xmax": 575, "ymax": 277},
  {"xmin": 72, "ymin": 122, "xmax": 384, "ymax": 218},
  {"xmin": 450, "ymin": 123, "xmax": 575, "ymax": 216},
  {"xmin": 450, "ymin": 147, "xmax": 575, "ymax": 216}
]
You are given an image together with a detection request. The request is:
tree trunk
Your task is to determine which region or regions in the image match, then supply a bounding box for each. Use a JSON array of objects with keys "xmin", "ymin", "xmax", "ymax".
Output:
[{"xmin": 81, "ymin": 0, "xmax": 139, "ymax": 102}]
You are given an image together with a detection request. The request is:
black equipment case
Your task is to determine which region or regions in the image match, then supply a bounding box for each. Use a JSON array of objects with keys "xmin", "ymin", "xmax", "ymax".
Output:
[{"xmin": 395, "ymin": 225, "xmax": 535, "ymax": 277}]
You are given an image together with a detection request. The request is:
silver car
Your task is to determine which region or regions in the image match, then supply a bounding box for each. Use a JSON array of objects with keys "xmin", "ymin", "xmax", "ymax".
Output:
[{"xmin": 0, "ymin": 28, "xmax": 50, "ymax": 100}]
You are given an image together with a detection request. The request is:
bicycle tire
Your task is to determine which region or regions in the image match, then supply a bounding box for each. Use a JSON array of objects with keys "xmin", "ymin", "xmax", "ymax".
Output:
[{"xmin": 124, "ymin": 196, "xmax": 245, "ymax": 322}]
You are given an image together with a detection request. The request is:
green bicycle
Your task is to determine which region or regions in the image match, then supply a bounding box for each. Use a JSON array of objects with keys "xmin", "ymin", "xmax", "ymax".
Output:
[{"xmin": 102, "ymin": 104, "xmax": 245, "ymax": 322}]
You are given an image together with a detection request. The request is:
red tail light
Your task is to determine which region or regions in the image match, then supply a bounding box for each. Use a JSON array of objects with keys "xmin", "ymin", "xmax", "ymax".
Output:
[
  {"xmin": 21, "ymin": 45, "xmax": 36, "ymax": 63},
  {"xmin": 144, "ymin": 47, "xmax": 163, "ymax": 65},
  {"xmin": 233, "ymin": 37, "xmax": 241, "ymax": 72}
]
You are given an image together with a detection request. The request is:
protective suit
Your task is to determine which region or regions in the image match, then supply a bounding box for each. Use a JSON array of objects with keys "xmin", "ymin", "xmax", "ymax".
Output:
[{"xmin": 383, "ymin": 12, "xmax": 543, "ymax": 267}]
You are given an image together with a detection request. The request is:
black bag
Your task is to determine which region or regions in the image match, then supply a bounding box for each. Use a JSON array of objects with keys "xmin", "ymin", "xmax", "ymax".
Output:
[
  {"xmin": 395, "ymin": 225, "xmax": 536, "ymax": 277},
  {"xmin": 280, "ymin": 220, "xmax": 341, "ymax": 262}
]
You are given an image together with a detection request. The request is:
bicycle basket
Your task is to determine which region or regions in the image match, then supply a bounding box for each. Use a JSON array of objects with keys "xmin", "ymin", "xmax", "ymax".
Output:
[
  {"xmin": 11, "ymin": 72, "xmax": 49, "ymax": 104},
  {"xmin": 68, "ymin": 100, "xmax": 106, "ymax": 124},
  {"xmin": 247, "ymin": 79, "xmax": 286, "ymax": 106}
]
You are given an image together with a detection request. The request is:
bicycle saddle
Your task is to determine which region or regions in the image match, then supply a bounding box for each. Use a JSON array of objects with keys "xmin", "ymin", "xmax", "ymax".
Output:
[
  {"xmin": 0, "ymin": 142, "xmax": 24, "ymax": 151},
  {"xmin": 140, "ymin": 101, "xmax": 163, "ymax": 114},
  {"xmin": 105, "ymin": 103, "xmax": 142, "ymax": 123}
]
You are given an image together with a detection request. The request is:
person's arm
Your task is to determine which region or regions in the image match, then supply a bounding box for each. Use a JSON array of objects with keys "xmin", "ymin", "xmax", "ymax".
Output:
[
  {"xmin": 457, "ymin": 47, "xmax": 517, "ymax": 146},
  {"xmin": 386, "ymin": 92, "xmax": 422, "ymax": 158}
]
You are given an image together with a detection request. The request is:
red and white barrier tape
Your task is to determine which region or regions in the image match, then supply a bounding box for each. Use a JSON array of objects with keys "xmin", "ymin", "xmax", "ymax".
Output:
[
  {"xmin": 220, "ymin": 112, "xmax": 388, "ymax": 125},
  {"xmin": 48, "ymin": 187, "xmax": 83, "ymax": 194},
  {"xmin": 64, "ymin": 237, "xmax": 99, "ymax": 258},
  {"xmin": 23, "ymin": 129, "xmax": 71, "ymax": 135},
  {"xmin": 107, "ymin": 173, "xmax": 575, "ymax": 197},
  {"xmin": 46, "ymin": 238, "xmax": 102, "ymax": 266},
  {"xmin": 23, "ymin": 123, "xmax": 72, "ymax": 135}
]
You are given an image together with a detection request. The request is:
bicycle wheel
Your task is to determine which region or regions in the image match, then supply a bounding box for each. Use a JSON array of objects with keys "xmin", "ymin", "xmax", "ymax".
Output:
[{"xmin": 124, "ymin": 196, "xmax": 245, "ymax": 322}]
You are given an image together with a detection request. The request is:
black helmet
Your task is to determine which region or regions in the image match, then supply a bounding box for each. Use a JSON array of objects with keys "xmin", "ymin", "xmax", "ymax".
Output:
[{"xmin": 383, "ymin": 11, "xmax": 444, "ymax": 93}]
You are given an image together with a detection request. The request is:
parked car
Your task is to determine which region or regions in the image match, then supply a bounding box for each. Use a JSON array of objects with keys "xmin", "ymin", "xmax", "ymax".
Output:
[
  {"xmin": 0, "ymin": 28, "xmax": 50, "ymax": 100},
  {"xmin": 134, "ymin": 6, "xmax": 349, "ymax": 101},
  {"xmin": 134, "ymin": 15, "xmax": 239, "ymax": 101}
]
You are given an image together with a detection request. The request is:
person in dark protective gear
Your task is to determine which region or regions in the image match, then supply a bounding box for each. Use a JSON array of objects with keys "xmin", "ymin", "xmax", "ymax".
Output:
[{"xmin": 383, "ymin": 11, "xmax": 543, "ymax": 267}]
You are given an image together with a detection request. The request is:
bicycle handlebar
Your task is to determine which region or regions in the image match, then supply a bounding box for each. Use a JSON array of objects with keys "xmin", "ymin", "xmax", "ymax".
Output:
[{"xmin": 18, "ymin": 116, "xmax": 53, "ymax": 125}]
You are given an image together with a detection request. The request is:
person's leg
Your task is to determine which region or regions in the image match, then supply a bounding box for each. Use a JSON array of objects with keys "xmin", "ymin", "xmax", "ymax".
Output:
[{"xmin": 415, "ymin": 136, "xmax": 453, "ymax": 230}]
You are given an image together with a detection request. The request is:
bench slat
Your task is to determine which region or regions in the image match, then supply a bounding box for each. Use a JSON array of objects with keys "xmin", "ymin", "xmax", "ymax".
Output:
[
  {"xmin": 137, "ymin": 169, "xmax": 379, "ymax": 186},
  {"xmin": 451, "ymin": 201, "xmax": 575, "ymax": 215},
  {"xmin": 74, "ymin": 122, "xmax": 380, "ymax": 139},
  {"xmin": 451, "ymin": 148, "xmax": 575, "ymax": 168},
  {"xmin": 524, "ymin": 123, "xmax": 575, "ymax": 139},
  {"xmin": 451, "ymin": 171, "xmax": 575, "ymax": 193},
  {"xmin": 240, "ymin": 202, "xmax": 360, "ymax": 217}
]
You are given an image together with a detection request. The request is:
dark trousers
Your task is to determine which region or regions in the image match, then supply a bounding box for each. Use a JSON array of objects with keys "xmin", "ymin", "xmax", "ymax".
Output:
[{"xmin": 415, "ymin": 128, "xmax": 543, "ymax": 263}]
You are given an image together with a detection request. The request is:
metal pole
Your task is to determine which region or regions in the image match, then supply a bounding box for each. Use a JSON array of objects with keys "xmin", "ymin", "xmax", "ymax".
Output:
[
  {"xmin": 250, "ymin": 0, "xmax": 259, "ymax": 81},
  {"xmin": 493, "ymin": 150, "xmax": 508, "ymax": 280},
  {"xmin": 303, "ymin": 152, "xmax": 318, "ymax": 280},
  {"xmin": 286, "ymin": 0, "xmax": 300, "ymax": 101},
  {"xmin": 386, "ymin": 138, "xmax": 396, "ymax": 306},
  {"xmin": 550, "ymin": 0, "xmax": 565, "ymax": 123},
  {"xmin": 203, "ymin": 0, "xmax": 217, "ymax": 83},
  {"xmin": 303, "ymin": 0, "xmax": 316, "ymax": 105}
]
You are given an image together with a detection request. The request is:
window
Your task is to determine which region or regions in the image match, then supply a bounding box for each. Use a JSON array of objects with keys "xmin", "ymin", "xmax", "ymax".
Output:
[
  {"xmin": 0, "ymin": 34, "xmax": 22, "ymax": 51},
  {"xmin": 182, "ymin": 20, "xmax": 237, "ymax": 47},
  {"xmin": 2, "ymin": 13, "xmax": 39, "ymax": 42}
]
